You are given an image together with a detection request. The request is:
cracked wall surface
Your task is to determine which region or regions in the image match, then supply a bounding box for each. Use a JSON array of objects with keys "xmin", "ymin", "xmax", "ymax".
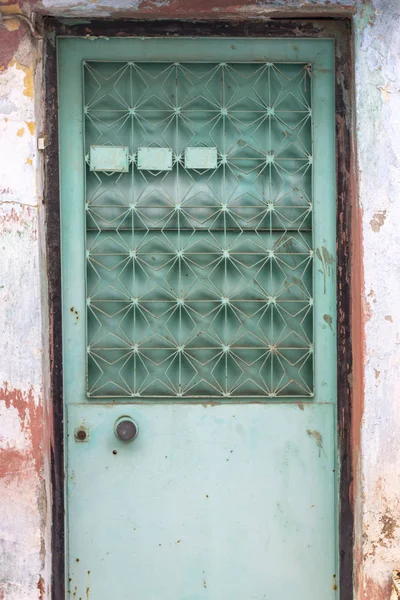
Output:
[{"xmin": 0, "ymin": 0, "xmax": 399, "ymax": 598}]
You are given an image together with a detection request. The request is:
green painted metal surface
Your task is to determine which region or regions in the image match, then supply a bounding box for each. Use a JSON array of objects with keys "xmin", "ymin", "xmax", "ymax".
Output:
[{"xmin": 59, "ymin": 37, "xmax": 337, "ymax": 599}]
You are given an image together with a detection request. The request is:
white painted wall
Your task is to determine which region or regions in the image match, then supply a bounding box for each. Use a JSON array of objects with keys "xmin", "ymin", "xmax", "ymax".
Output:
[{"xmin": 0, "ymin": 1, "xmax": 399, "ymax": 598}]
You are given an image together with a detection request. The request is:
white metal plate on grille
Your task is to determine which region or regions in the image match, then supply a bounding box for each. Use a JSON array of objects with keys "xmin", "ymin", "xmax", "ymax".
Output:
[
  {"xmin": 137, "ymin": 147, "xmax": 173, "ymax": 171},
  {"xmin": 185, "ymin": 147, "xmax": 218, "ymax": 170},
  {"xmin": 89, "ymin": 145, "xmax": 129, "ymax": 172}
]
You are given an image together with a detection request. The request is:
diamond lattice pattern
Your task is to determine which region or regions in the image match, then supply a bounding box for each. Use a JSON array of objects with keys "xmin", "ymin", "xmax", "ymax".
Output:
[{"xmin": 84, "ymin": 61, "xmax": 313, "ymax": 398}]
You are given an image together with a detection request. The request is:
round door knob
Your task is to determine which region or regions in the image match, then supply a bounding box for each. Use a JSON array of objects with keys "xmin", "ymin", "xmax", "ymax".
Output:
[{"xmin": 114, "ymin": 417, "xmax": 138, "ymax": 442}]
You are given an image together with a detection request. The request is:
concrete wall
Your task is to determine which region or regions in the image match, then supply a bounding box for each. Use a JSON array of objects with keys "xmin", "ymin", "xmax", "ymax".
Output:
[{"xmin": 0, "ymin": 0, "xmax": 399, "ymax": 598}]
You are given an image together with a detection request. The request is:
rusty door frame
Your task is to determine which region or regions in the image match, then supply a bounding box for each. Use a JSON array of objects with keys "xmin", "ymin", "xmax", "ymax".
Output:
[{"xmin": 43, "ymin": 17, "xmax": 355, "ymax": 600}]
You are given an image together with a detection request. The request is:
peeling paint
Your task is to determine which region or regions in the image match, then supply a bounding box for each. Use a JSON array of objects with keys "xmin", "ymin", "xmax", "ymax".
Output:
[
  {"xmin": 0, "ymin": 27, "xmax": 25, "ymax": 71},
  {"xmin": 377, "ymin": 82, "xmax": 393, "ymax": 102},
  {"xmin": 25, "ymin": 119, "xmax": 35, "ymax": 134},
  {"xmin": 380, "ymin": 513, "xmax": 397, "ymax": 542},
  {"xmin": 3, "ymin": 18, "xmax": 21, "ymax": 32},
  {"xmin": 391, "ymin": 571, "xmax": 400, "ymax": 600},
  {"xmin": 364, "ymin": 576, "xmax": 391, "ymax": 600},
  {"xmin": 357, "ymin": 0, "xmax": 376, "ymax": 29},
  {"xmin": 370, "ymin": 210, "xmax": 387, "ymax": 232},
  {"xmin": 0, "ymin": 384, "xmax": 43, "ymax": 476},
  {"xmin": 29, "ymin": 0, "xmax": 359, "ymax": 18},
  {"xmin": 0, "ymin": 4, "xmax": 22, "ymax": 16},
  {"xmin": 0, "ymin": 386, "xmax": 45, "ymax": 599},
  {"xmin": 0, "ymin": 26, "xmax": 49, "ymax": 598},
  {"xmin": 9, "ymin": 59, "xmax": 35, "ymax": 98},
  {"xmin": 316, "ymin": 246, "xmax": 335, "ymax": 293},
  {"xmin": 323, "ymin": 313, "xmax": 333, "ymax": 329}
]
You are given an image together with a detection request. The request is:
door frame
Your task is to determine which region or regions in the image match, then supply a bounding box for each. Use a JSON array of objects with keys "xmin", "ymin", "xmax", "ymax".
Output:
[{"xmin": 43, "ymin": 17, "xmax": 356, "ymax": 600}]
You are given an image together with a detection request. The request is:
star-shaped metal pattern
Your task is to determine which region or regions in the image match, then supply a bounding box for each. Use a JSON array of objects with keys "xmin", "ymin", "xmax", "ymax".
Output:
[{"xmin": 83, "ymin": 60, "xmax": 313, "ymax": 398}]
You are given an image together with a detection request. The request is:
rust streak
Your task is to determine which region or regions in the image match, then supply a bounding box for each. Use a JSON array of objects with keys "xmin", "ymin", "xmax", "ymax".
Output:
[
  {"xmin": 306, "ymin": 429, "xmax": 324, "ymax": 456},
  {"xmin": 37, "ymin": 575, "xmax": 45, "ymax": 600}
]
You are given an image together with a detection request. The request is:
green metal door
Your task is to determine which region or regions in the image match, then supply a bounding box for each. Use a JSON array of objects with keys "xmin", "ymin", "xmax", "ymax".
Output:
[{"xmin": 59, "ymin": 37, "xmax": 337, "ymax": 599}]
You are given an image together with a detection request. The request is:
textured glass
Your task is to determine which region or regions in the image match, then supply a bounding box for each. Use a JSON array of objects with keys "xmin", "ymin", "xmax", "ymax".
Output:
[{"xmin": 84, "ymin": 61, "xmax": 313, "ymax": 398}]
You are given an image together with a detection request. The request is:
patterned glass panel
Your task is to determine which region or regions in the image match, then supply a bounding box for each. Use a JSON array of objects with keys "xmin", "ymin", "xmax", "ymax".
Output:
[{"xmin": 84, "ymin": 61, "xmax": 313, "ymax": 398}]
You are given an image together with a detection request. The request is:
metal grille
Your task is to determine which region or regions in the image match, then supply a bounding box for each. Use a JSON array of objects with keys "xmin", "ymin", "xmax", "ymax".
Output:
[{"xmin": 84, "ymin": 61, "xmax": 313, "ymax": 398}]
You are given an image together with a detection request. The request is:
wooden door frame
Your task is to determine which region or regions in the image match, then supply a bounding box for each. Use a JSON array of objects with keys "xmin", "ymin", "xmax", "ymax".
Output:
[{"xmin": 44, "ymin": 17, "xmax": 355, "ymax": 600}]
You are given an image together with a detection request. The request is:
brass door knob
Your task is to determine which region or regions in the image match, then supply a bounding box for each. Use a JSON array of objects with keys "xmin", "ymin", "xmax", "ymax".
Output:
[{"xmin": 114, "ymin": 418, "xmax": 138, "ymax": 442}]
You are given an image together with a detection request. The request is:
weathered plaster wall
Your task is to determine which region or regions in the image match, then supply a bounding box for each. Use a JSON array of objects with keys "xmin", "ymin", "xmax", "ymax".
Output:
[
  {"xmin": 0, "ymin": 18, "xmax": 51, "ymax": 600},
  {"xmin": 0, "ymin": 0, "xmax": 399, "ymax": 599},
  {"xmin": 354, "ymin": 1, "xmax": 400, "ymax": 598}
]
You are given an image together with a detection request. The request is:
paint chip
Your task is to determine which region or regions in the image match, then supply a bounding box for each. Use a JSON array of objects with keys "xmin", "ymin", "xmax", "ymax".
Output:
[
  {"xmin": 378, "ymin": 82, "xmax": 392, "ymax": 102},
  {"xmin": 10, "ymin": 60, "xmax": 34, "ymax": 99},
  {"xmin": 4, "ymin": 18, "xmax": 20, "ymax": 32},
  {"xmin": 381, "ymin": 512, "xmax": 397, "ymax": 540},
  {"xmin": 391, "ymin": 570, "xmax": 400, "ymax": 599},
  {"xmin": 25, "ymin": 121, "xmax": 35, "ymax": 135},
  {"xmin": 370, "ymin": 210, "xmax": 386, "ymax": 232}
]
